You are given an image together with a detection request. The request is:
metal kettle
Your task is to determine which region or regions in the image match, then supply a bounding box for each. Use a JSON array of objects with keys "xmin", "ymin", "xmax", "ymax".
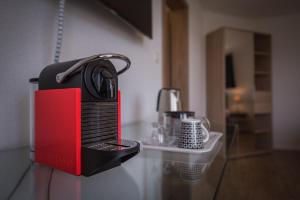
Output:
[{"xmin": 156, "ymin": 88, "xmax": 182, "ymax": 120}]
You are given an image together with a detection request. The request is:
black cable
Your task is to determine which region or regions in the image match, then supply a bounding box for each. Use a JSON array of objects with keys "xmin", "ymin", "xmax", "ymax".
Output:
[
  {"xmin": 213, "ymin": 159, "xmax": 228, "ymax": 200},
  {"xmin": 54, "ymin": 0, "xmax": 66, "ymax": 63},
  {"xmin": 6, "ymin": 161, "xmax": 33, "ymax": 200},
  {"xmin": 47, "ymin": 168, "xmax": 54, "ymax": 200}
]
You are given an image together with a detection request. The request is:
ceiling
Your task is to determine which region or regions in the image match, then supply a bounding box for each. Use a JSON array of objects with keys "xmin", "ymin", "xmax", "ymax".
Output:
[{"xmin": 200, "ymin": 0, "xmax": 300, "ymax": 18}]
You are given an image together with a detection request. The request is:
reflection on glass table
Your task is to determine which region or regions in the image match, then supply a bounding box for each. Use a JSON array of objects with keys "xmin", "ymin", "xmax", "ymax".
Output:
[{"xmin": 0, "ymin": 123, "xmax": 226, "ymax": 200}]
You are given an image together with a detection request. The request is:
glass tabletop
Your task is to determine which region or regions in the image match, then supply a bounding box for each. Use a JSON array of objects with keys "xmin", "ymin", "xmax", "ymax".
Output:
[{"xmin": 0, "ymin": 123, "xmax": 226, "ymax": 200}]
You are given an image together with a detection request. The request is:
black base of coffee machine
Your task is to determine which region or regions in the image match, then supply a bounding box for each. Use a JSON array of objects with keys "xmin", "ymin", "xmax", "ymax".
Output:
[{"xmin": 82, "ymin": 139, "xmax": 139, "ymax": 176}]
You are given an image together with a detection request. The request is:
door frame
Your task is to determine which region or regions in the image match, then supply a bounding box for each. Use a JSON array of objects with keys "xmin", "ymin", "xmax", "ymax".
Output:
[{"xmin": 162, "ymin": 0, "xmax": 189, "ymax": 110}]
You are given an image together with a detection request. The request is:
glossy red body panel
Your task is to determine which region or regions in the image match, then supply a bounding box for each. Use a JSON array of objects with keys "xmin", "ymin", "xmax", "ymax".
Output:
[
  {"xmin": 35, "ymin": 88, "xmax": 81, "ymax": 175},
  {"xmin": 118, "ymin": 90, "xmax": 121, "ymax": 142}
]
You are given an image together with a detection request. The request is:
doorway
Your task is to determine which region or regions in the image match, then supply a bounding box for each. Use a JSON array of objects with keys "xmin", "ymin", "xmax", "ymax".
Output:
[
  {"xmin": 162, "ymin": 0, "xmax": 189, "ymax": 110},
  {"xmin": 206, "ymin": 27, "xmax": 273, "ymax": 158}
]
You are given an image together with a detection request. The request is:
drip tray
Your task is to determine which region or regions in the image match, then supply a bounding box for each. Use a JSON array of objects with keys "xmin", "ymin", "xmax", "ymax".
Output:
[
  {"xmin": 82, "ymin": 139, "xmax": 140, "ymax": 176},
  {"xmin": 88, "ymin": 140, "xmax": 139, "ymax": 151}
]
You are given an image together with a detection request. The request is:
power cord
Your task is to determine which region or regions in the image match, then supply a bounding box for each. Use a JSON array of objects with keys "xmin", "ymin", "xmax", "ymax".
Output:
[
  {"xmin": 7, "ymin": 1, "xmax": 67, "ymax": 199},
  {"xmin": 6, "ymin": 161, "xmax": 33, "ymax": 200},
  {"xmin": 6, "ymin": 163, "xmax": 55, "ymax": 200},
  {"xmin": 54, "ymin": 0, "xmax": 66, "ymax": 63},
  {"xmin": 48, "ymin": 0, "xmax": 66, "ymax": 197},
  {"xmin": 47, "ymin": 168, "xmax": 54, "ymax": 200},
  {"xmin": 46, "ymin": 1, "xmax": 66, "ymax": 199}
]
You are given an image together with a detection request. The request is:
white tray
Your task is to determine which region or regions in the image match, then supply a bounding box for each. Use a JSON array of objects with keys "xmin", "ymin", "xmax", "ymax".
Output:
[{"xmin": 141, "ymin": 132, "xmax": 223, "ymax": 154}]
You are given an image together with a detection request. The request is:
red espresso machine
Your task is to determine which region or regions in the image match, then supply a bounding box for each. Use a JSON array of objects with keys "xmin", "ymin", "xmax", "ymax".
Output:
[{"xmin": 34, "ymin": 54, "xmax": 139, "ymax": 176}]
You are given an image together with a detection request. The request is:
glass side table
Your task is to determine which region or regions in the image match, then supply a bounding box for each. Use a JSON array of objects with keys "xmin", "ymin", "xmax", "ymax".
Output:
[{"xmin": 0, "ymin": 122, "xmax": 226, "ymax": 200}]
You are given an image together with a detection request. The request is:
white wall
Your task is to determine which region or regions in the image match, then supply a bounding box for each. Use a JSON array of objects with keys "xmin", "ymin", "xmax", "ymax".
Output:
[
  {"xmin": 0, "ymin": 0, "xmax": 162, "ymax": 150},
  {"xmin": 187, "ymin": 0, "xmax": 206, "ymax": 116},
  {"xmin": 257, "ymin": 14, "xmax": 300, "ymax": 150},
  {"xmin": 0, "ymin": 0, "xmax": 57, "ymax": 150},
  {"xmin": 203, "ymin": 11, "xmax": 300, "ymax": 150},
  {"xmin": 203, "ymin": 11, "xmax": 258, "ymax": 35}
]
